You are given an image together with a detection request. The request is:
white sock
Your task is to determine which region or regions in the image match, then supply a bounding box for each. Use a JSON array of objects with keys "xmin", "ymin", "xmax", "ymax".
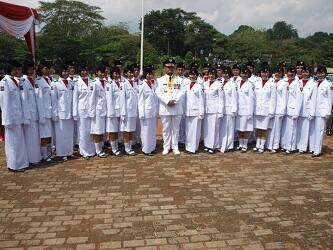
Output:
[
  {"xmin": 111, "ymin": 140, "xmax": 118, "ymax": 153},
  {"xmin": 260, "ymin": 139, "xmax": 266, "ymax": 149},
  {"xmin": 239, "ymin": 139, "xmax": 244, "ymax": 148},
  {"xmin": 47, "ymin": 144, "xmax": 52, "ymax": 156},
  {"xmin": 243, "ymin": 139, "xmax": 249, "ymax": 149},
  {"xmin": 94, "ymin": 142, "xmax": 102, "ymax": 154},
  {"xmin": 256, "ymin": 139, "xmax": 261, "ymax": 149},
  {"xmin": 124, "ymin": 142, "xmax": 130, "ymax": 152},
  {"xmin": 41, "ymin": 146, "xmax": 47, "ymax": 159}
]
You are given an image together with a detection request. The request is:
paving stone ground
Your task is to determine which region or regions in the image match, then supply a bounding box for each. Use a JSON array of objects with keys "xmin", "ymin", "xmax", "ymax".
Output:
[{"xmin": 0, "ymin": 137, "xmax": 332, "ymax": 250}]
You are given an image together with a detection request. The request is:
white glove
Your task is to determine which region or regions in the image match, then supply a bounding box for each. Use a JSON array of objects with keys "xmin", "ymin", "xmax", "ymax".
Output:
[
  {"xmin": 139, "ymin": 116, "xmax": 144, "ymax": 120},
  {"xmin": 52, "ymin": 116, "xmax": 59, "ymax": 122},
  {"xmin": 307, "ymin": 115, "xmax": 314, "ymax": 120},
  {"xmin": 268, "ymin": 113, "xmax": 274, "ymax": 118},
  {"xmin": 231, "ymin": 112, "xmax": 237, "ymax": 118},
  {"xmin": 198, "ymin": 115, "xmax": 204, "ymax": 120},
  {"xmin": 120, "ymin": 115, "xmax": 126, "ymax": 121},
  {"xmin": 217, "ymin": 113, "xmax": 223, "ymax": 119},
  {"xmin": 73, "ymin": 116, "xmax": 78, "ymax": 121},
  {"xmin": 277, "ymin": 114, "xmax": 284, "ymax": 118},
  {"xmin": 292, "ymin": 115, "xmax": 298, "ymax": 120},
  {"xmin": 247, "ymin": 115, "xmax": 252, "ymax": 121}
]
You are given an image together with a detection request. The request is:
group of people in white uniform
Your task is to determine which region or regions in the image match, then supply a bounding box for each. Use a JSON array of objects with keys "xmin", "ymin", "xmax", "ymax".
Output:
[{"xmin": 0, "ymin": 58, "xmax": 331, "ymax": 172}]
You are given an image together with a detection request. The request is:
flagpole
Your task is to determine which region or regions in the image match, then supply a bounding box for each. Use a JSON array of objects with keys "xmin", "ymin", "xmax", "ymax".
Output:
[{"xmin": 140, "ymin": 0, "xmax": 144, "ymax": 76}]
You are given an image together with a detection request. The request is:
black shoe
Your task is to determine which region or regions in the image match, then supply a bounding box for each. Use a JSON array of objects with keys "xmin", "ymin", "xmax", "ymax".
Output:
[
  {"xmin": 312, "ymin": 153, "xmax": 321, "ymax": 157},
  {"xmin": 8, "ymin": 168, "xmax": 25, "ymax": 172}
]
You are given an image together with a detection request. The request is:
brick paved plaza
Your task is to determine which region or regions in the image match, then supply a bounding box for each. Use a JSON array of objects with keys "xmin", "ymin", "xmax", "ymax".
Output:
[{"xmin": 0, "ymin": 138, "xmax": 332, "ymax": 250}]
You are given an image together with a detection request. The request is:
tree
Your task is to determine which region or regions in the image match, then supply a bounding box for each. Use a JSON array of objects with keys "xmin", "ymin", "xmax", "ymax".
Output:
[{"xmin": 267, "ymin": 21, "xmax": 298, "ymax": 40}]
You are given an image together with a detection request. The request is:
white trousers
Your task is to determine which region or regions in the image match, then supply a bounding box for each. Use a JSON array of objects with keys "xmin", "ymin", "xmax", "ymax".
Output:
[
  {"xmin": 309, "ymin": 117, "xmax": 326, "ymax": 155},
  {"xmin": 160, "ymin": 115, "xmax": 182, "ymax": 150},
  {"xmin": 78, "ymin": 118, "xmax": 95, "ymax": 157},
  {"xmin": 204, "ymin": 114, "xmax": 220, "ymax": 149},
  {"xmin": 185, "ymin": 116, "xmax": 202, "ymax": 153},
  {"xmin": 281, "ymin": 116, "xmax": 298, "ymax": 151},
  {"xmin": 266, "ymin": 115, "xmax": 284, "ymax": 150},
  {"xmin": 179, "ymin": 115, "xmax": 186, "ymax": 144},
  {"xmin": 140, "ymin": 118, "xmax": 157, "ymax": 154},
  {"xmin": 23, "ymin": 120, "xmax": 42, "ymax": 163},
  {"xmin": 5, "ymin": 124, "xmax": 29, "ymax": 170},
  {"xmin": 54, "ymin": 119, "xmax": 74, "ymax": 156},
  {"xmin": 296, "ymin": 117, "xmax": 311, "ymax": 152},
  {"xmin": 219, "ymin": 115, "xmax": 235, "ymax": 152}
]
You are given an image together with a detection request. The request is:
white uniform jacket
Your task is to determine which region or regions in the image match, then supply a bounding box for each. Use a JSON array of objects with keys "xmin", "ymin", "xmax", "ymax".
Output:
[
  {"xmin": 53, "ymin": 78, "xmax": 74, "ymax": 120},
  {"xmin": 105, "ymin": 79, "xmax": 123, "ymax": 118},
  {"xmin": 203, "ymin": 79, "xmax": 224, "ymax": 115},
  {"xmin": 275, "ymin": 79, "xmax": 288, "ymax": 116},
  {"xmin": 120, "ymin": 79, "xmax": 139, "ymax": 119},
  {"xmin": 222, "ymin": 79, "xmax": 238, "ymax": 115},
  {"xmin": 21, "ymin": 75, "xmax": 39, "ymax": 121},
  {"xmin": 184, "ymin": 79, "xmax": 205, "ymax": 117},
  {"xmin": 236, "ymin": 79, "xmax": 254, "ymax": 116},
  {"xmin": 73, "ymin": 77, "xmax": 94, "ymax": 119},
  {"xmin": 314, "ymin": 79, "xmax": 332, "ymax": 117},
  {"xmin": 89, "ymin": 78, "xmax": 107, "ymax": 118},
  {"xmin": 285, "ymin": 79, "xmax": 302, "ymax": 117},
  {"xmin": 299, "ymin": 79, "xmax": 317, "ymax": 118},
  {"xmin": 138, "ymin": 79, "xmax": 159, "ymax": 119},
  {"xmin": 156, "ymin": 74, "xmax": 185, "ymax": 116},
  {"xmin": 253, "ymin": 78, "xmax": 277, "ymax": 116}
]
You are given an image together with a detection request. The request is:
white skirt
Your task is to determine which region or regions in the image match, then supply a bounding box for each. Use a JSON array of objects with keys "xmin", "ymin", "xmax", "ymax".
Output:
[
  {"xmin": 39, "ymin": 118, "xmax": 53, "ymax": 138},
  {"xmin": 120, "ymin": 117, "xmax": 136, "ymax": 132},
  {"xmin": 185, "ymin": 116, "xmax": 202, "ymax": 153},
  {"xmin": 78, "ymin": 118, "xmax": 95, "ymax": 157},
  {"xmin": 106, "ymin": 117, "xmax": 120, "ymax": 133},
  {"xmin": 203, "ymin": 114, "xmax": 220, "ymax": 149},
  {"xmin": 236, "ymin": 115, "xmax": 253, "ymax": 132},
  {"xmin": 54, "ymin": 119, "xmax": 74, "ymax": 156},
  {"xmin": 5, "ymin": 124, "xmax": 29, "ymax": 170},
  {"xmin": 91, "ymin": 116, "xmax": 106, "ymax": 135},
  {"xmin": 140, "ymin": 118, "xmax": 157, "ymax": 153},
  {"xmin": 23, "ymin": 120, "xmax": 42, "ymax": 163},
  {"xmin": 254, "ymin": 115, "xmax": 271, "ymax": 130}
]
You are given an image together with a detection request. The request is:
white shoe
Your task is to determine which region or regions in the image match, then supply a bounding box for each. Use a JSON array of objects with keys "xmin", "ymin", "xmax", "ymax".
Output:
[
  {"xmin": 162, "ymin": 149, "xmax": 169, "ymax": 155},
  {"xmin": 258, "ymin": 149, "xmax": 264, "ymax": 154},
  {"xmin": 173, "ymin": 149, "xmax": 180, "ymax": 155}
]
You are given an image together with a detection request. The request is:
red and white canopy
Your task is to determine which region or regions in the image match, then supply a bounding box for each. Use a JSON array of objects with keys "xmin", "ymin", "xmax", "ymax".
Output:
[{"xmin": 0, "ymin": 1, "xmax": 40, "ymax": 61}]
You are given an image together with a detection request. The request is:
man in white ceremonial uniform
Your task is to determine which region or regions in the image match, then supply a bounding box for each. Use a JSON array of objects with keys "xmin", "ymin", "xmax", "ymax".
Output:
[
  {"xmin": 36, "ymin": 61, "xmax": 57, "ymax": 162},
  {"xmin": 236, "ymin": 67, "xmax": 255, "ymax": 153},
  {"xmin": 0, "ymin": 60, "xmax": 29, "ymax": 172},
  {"xmin": 156, "ymin": 58, "xmax": 185, "ymax": 155},
  {"xmin": 138, "ymin": 67, "xmax": 159, "ymax": 156},
  {"xmin": 184, "ymin": 68, "xmax": 204, "ymax": 154},
  {"xmin": 203, "ymin": 68, "xmax": 224, "ymax": 154},
  {"xmin": 21, "ymin": 60, "xmax": 42, "ymax": 164},
  {"xmin": 131, "ymin": 63, "xmax": 142, "ymax": 148},
  {"xmin": 176, "ymin": 62, "xmax": 187, "ymax": 146},
  {"xmin": 73, "ymin": 63, "xmax": 95, "ymax": 159},
  {"xmin": 52, "ymin": 64, "xmax": 75, "ymax": 161},
  {"xmin": 252, "ymin": 66, "xmax": 277, "ymax": 153},
  {"xmin": 89, "ymin": 64, "xmax": 108, "ymax": 158},
  {"xmin": 105, "ymin": 67, "xmax": 123, "ymax": 156},
  {"xmin": 280, "ymin": 66, "xmax": 303, "ymax": 154},
  {"xmin": 120, "ymin": 66, "xmax": 139, "ymax": 156},
  {"xmin": 309, "ymin": 66, "xmax": 332, "ymax": 157},
  {"xmin": 219, "ymin": 66, "xmax": 238, "ymax": 153},
  {"xmin": 296, "ymin": 65, "xmax": 317, "ymax": 154},
  {"xmin": 266, "ymin": 67, "xmax": 288, "ymax": 153}
]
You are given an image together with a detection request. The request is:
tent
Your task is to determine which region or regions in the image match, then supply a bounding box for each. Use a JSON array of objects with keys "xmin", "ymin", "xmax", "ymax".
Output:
[{"xmin": 0, "ymin": 1, "xmax": 40, "ymax": 61}]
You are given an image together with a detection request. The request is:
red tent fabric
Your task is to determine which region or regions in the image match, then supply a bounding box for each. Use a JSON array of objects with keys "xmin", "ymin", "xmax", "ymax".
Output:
[{"xmin": 0, "ymin": 1, "xmax": 40, "ymax": 61}]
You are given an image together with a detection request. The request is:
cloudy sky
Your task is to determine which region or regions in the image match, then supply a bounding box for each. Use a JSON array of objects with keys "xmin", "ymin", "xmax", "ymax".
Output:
[{"xmin": 10, "ymin": 0, "xmax": 333, "ymax": 37}]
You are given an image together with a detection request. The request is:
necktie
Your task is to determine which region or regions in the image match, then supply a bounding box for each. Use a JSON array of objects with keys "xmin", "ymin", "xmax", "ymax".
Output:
[
  {"xmin": 28, "ymin": 77, "xmax": 34, "ymax": 87},
  {"xmin": 10, "ymin": 77, "xmax": 19, "ymax": 87},
  {"xmin": 240, "ymin": 80, "xmax": 245, "ymax": 88},
  {"xmin": 262, "ymin": 79, "xmax": 268, "ymax": 87},
  {"xmin": 190, "ymin": 81, "xmax": 195, "ymax": 90}
]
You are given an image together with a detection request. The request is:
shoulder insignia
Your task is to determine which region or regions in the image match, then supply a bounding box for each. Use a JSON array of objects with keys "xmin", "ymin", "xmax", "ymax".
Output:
[
  {"xmin": 19, "ymin": 85, "xmax": 24, "ymax": 90},
  {"xmin": 35, "ymin": 84, "xmax": 39, "ymax": 88},
  {"xmin": 0, "ymin": 86, "xmax": 4, "ymax": 91},
  {"xmin": 90, "ymin": 86, "xmax": 93, "ymax": 91}
]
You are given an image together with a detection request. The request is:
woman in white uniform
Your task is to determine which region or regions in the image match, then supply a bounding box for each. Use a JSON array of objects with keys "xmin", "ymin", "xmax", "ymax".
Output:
[
  {"xmin": 203, "ymin": 68, "xmax": 224, "ymax": 154},
  {"xmin": 138, "ymin": 67, "xmax": 159, "ymax": 156},
  {"xmin": 89, "ymin": 64, "xmax": 108, "ymax": 158},
  {"xmin": 52, "ymin": 64, "xmax": 75, "ymax": 161},
  {"xmin": 35, "ymin": 61, "xmax": 57, "ymax": 162},
  {"xmin": 309, "ymin": 66, "xmax": 332, "ymax": 157},
  {"xmin": 252, "ymin": 66, "xmax": 277, "ymax": 153},
  {"xmin": 280, "ymin": 66, "xmax": 303, "ymax": 154},
  {"xmin": 236, "ymin": 67, "xmax": 254, "ymax": 153},
  {"xmin": 219, "ymin": 66, "xmax": 238, "ymax": 153},
  {"xmin": 105, "ymin": 67, "xmax": 123, "ymax": 156},
  {"xmin": 73, "ymin": 63, "xmax": 95, "ymax": 159},
  {"xmin": 0, "ymin": 60, "xmax": 29, "ymax": 172},
  {"xmin": 21, "ymin": 60, "xmax": 42, "ymax": 164},
  {"xmin": 120, "ymin": 66, "xmax": 139, "ymax": 156},
  {"xmin": 266, "ymin": 67, "xmax": 288, "ymax": 153},
  {"xmin": 184, "ymin": 68, "xmax": 204, "ymax": 154},
  {"xmin": 296, "ymin": 65, "xmax": 317, "ymax": 154}
]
